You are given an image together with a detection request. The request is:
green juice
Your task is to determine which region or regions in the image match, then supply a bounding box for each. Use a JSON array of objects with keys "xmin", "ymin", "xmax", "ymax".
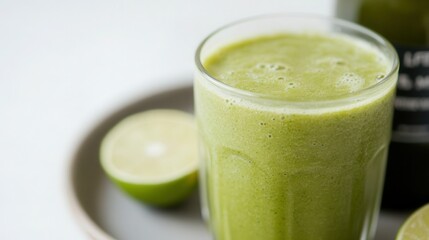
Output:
[{"xmin": 195, "ymin": 33, "xmax": 396, "ymax": 240}]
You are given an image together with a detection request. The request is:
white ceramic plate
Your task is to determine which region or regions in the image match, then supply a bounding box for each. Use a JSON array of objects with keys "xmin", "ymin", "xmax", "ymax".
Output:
[{"xmin": 67, "ymin": 84, "xmax": 410, "ymax": 240}]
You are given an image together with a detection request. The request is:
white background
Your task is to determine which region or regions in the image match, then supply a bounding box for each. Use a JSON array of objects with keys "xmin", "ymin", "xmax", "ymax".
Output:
[{"xmin": 0, "ymin": 0, "xmax": 333, "ymax": 239}]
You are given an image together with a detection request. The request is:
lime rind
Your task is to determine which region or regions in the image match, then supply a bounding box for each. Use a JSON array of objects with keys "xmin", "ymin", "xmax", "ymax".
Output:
[{"xmin": 108, "ymin": 169, "xmax": 198, "ymax": 207}]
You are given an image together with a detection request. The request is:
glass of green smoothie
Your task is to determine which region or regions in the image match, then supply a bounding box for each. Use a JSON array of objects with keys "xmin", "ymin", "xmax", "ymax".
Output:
[{"xmin": 194, "ymin": 14, "xmax": 399, "ymax": 240}]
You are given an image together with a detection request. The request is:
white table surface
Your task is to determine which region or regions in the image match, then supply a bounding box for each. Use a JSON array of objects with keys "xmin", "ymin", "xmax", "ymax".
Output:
[{"xmin": 0, "ymin": 1, "xmax": 334, "ymax": 239}]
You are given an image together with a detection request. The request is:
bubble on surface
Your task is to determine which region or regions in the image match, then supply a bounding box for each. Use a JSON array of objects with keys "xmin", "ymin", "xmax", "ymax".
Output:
[
  {"xmin": 220, "ymin": 71, "xmax": 236, "ymax": 79},
  {"xmin": 316, "ymin": 57, "xmax": 347, "ymax": 67},
  {"xmin": 336, "ymin": 72, "xmax": 365, "ymax": 92},
  {"xmin": 307, "ymin": 68, "xmax": 323, "ymax": 74},
  {"xmin": 336, "ymin": 60, "xmax": 346, "ymax": 66},
  {"xmin": 255, "ymin": 63, "xmax": 288, "ymax": 72},
  {"xmin": 272, "ymin": 63, "xmax": 287, "ymax": 71},
  {"xmin": 256, "ymin": 63, "xmax": 266, "ymax": 69},
  {"xmin": 225, "ymin": 98, "xmax": 236, "ymax": 106},
  {"xmin": 285, "ymin": 82, "xmax": 299, "ymax": 90},
  {"xmin": 247, "ymin": 72, "xmax": 259, "ymax": 81},
  {"xmin": 271, "ymin": 64, "xmax": 286, "ymax": 71}
]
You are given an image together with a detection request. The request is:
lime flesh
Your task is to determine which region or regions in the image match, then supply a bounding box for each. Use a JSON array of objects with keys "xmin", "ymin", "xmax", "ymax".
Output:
[
  {"xmin": 100, "ymin": 109, "xmax": 198, "ymax": 207},
  {"xmin": 396, "ymin": 204, "xmax": 429, "ymax": 240}
]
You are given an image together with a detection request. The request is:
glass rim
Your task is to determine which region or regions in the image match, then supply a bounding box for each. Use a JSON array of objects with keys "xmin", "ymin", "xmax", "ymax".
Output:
[{"xmin": 194, "ymin": 13, "xmax": 399, "ymax": 105}]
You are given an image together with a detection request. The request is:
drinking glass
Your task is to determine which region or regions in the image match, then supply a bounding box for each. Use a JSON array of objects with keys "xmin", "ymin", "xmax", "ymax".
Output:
[{"xmin": 194, "ymin": 14, "xmax": 399, "ymax": 240}]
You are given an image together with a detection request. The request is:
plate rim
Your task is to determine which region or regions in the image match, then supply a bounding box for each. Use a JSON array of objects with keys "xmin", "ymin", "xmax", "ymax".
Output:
[{"xmin": 67, "ymin": 136, "xmax": 116, "ymax": 240}]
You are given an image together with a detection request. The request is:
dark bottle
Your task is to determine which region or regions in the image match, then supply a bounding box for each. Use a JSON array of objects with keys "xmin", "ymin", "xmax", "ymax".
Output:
[{"xmin": 337, "ymin": 0, "xmax": 429, "ymax": 210}]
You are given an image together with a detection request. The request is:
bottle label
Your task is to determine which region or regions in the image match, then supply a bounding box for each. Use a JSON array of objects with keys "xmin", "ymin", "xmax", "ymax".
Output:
[{"xmin": 392, "ymin": 45, "xmax": 429, "ymax": 143}]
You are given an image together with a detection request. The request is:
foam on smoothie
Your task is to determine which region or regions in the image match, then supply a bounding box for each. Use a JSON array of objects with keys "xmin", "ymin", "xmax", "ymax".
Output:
[{"xmin": 203, "ymin": 33, "xmax": 390, "ymax": 104}]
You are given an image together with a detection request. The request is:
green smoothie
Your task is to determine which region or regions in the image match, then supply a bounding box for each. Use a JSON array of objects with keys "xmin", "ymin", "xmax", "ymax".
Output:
[{"xmin": 195, "ymin": 33, "xmax": 396, "ymax": 240}]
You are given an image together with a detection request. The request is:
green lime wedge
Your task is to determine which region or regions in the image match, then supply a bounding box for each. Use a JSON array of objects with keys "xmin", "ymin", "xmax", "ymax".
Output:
[
  {"xmin": 100, "ymin": 109, "xmax": 198, "ymax": 207},
  {"xmin": 396, "ymin": 203, "xmax": 429, "ymax": 240}
]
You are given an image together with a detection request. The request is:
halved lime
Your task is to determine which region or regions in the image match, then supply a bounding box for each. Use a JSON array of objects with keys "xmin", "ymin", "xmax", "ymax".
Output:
[
  {"xmin": 100, "ymin": 109, "xmax": 198, "ymax": 207},
  {"xmin": 396, "ymin": 203, "xmax": 429, "ymax": 240}
]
